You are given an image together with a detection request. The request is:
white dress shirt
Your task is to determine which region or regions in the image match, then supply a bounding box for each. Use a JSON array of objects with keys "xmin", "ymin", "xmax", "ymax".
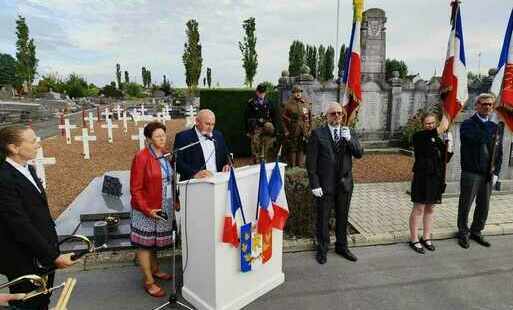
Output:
[
  {"xmin": 194, "ymin": 127, "xmax": 217, "ymax": 173},
  {"xmin": 6, "ymin": 157, "xmax": 41, "ymax": 193},
  {"xmin": 475, "ymin": 112, "xmax": 489, "ymax": 123}
]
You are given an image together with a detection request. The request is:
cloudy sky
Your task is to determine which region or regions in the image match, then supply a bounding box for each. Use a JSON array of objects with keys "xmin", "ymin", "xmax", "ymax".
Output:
[{"xmin": 0, "ymin": 0, "xmax": 512, "ymax": 88}]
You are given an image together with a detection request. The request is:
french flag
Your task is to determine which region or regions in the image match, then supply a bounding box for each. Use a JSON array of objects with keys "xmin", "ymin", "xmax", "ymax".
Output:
[
  {"xmin": 269, "ymin": 160, "xmax": 288, "ymax": 230},
  {"xmin": 342, "ymin": 0, "xmax": 364, "ymax": 126},
  {"xmin": 257, "ymin": 161, "xmax": 273, "ymax": 234},
  {"xmin": 440, "ymin": 1, "xmax": 468, "ymax": 122},
  {"xmin": 222, "ymin": 168, "xmax": 243, "ymax": 247},
  {"xmin": 491, "ymin": 8, "xmax": 513, "ymax": 132}
]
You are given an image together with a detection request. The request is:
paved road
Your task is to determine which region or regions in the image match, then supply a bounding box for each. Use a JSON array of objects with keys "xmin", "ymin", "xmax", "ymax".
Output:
[{"xmin": 3, "ymin": 235, "xmax": 512, "ymax": 310}]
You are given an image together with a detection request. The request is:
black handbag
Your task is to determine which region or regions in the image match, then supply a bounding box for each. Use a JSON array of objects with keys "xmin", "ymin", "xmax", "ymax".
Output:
[{"xmin": 101, "ymin": 175, "xmax": 122, "ymax": 197}]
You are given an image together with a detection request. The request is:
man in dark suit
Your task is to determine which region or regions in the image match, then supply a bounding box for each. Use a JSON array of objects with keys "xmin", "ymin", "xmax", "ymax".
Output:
[
  {"xmin": 174, "ymin": 109, "xmax": 231, "ymax": 181},
  {"xmin": 457, "ymin": 93, "xmax": 503, "ymax": 249},
  {"xmin": 306, "ymin": 102, "xmax": 363, "ymax": 264},
  {"xmin": 0, "ymin": 125, "xmax": 75, "ymax": 309}
]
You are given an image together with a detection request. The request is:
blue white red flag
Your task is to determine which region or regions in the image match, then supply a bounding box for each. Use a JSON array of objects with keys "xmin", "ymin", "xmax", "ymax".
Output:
[
  {"xmin": 256, "ymin": 161, "xmax": 273, "ymax": 234},
  {"xmin": 269, "ymin": 160, "xmax": 288, "ymax": 230},
  {"xmin": 222, "ymin": 168, "xmax": 243, "ymax": 247}
]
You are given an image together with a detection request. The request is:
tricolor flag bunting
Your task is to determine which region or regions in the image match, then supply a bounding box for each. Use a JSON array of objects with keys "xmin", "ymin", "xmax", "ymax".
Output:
[
  {"xmin": 342, "ymin": 0, "xmax": 364, "ymax": 126},
  {"xmin": 270, "ymin": 160, "xmax": 288, "ymax": 230},
  {"xmin": 222, "ymin": 167, "xmax": 246, "ymax": 247},
  {"xmin": 491, "ymin": 8, "xmax": 513, "ymax": 132},
  {"xmin": 440, "ymin": 1, "xmax": 468, "ymax": 122},
  {"xmin": 256, "ymin": 160, "xmax": 273, "ymax": 235}
]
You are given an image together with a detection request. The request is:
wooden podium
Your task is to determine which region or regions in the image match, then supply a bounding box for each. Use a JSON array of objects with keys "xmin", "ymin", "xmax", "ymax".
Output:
[{"xmin": 177, "ymin": 163, "xmax": 286, "ymax": 310}]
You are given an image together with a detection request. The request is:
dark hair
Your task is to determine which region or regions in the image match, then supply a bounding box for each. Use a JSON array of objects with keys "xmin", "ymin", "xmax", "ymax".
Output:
[
  {"xmin": 0, "ymin": 125, "xmax": 29, "ymax": 156},
  {"xmin": 143, "ymin": 121, "xmax": 166, "ymax": 139},
  {"xmin": 256, "ymin": 83, "xmax": 266, "ymax": 93}
]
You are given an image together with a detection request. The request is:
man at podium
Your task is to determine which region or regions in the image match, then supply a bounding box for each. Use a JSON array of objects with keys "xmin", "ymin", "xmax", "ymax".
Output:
[{"xmin": 174, "ymin": 109, "xmax": 231, "ymax": 180}]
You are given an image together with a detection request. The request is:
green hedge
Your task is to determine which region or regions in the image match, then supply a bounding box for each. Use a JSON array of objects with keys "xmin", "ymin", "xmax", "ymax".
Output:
[{"xmin": 200, "ymin": 88, "xmax": 278, "ymax": 157}]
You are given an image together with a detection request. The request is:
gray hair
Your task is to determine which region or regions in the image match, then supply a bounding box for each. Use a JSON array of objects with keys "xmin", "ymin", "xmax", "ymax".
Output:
[
  {"xmin": 324, "ymin": 102, "xmax": 344, "ymax": 114},
  {"xmin": 475, "ymin": 93, "xmax": 496, "ymax": 105}
]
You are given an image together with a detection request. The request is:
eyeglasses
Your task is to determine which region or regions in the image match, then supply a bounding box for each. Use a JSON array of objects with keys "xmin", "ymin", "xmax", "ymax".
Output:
[
  {"xmin": 479, "ymin": 103, "xmax": 493, "ymax": 107},
  {"xmin": 329, "ymin": 111, "xmax": 343, "ymax": 116}
]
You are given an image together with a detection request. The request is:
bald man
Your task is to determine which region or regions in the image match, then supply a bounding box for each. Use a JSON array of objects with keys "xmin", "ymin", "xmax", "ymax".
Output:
[
  {"xmin": 173, "ymin": 109, "xmax": 231, "ymax": 181},
  {"xmin": 306, "ymin": 102, "xmax": 363, "ymax": 264}
]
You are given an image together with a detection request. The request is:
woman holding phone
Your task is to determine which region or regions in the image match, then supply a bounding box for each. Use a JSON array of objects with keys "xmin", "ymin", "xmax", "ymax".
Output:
[{"xmin": 130, "ymin": 121, "xmax": 178, "ymax": 298}]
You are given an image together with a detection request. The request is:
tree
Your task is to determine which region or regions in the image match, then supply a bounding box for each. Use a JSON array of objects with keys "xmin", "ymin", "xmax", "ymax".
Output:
[
  {"xmin": 36, "ymin": 73, "xmax": 65, "ymax": 94},
  {"xmin": 337, "ymin": 44, "xmax": 347, "ymax": 79},
  {"xmin": 101, "ymin": 81, "xmax": 123, "ymax": 98},
  {"xmin": 305, "ymin": 45, "xmax": 317, "ymax": 78},
  {"xmin": 64, "ymin": 73, "xmax": 89, "ymax": 98},
  {"xmin": 124, "ymin": 71, "xmax": 130, "ymax": 85},
  {"xmin": 15, "ymin": 15, "xmax": 38, "ymax": 93},
  {"xmin": 126, "ymin": 82, "xmax": 144, "ymax": 97},
  {"xmin": 116, "ymin": 64, "xmax": 122, "ymax": 89},
  {"xmin": 161, "ymin": 74, "xmax": 171, "ymax": 95},
  {"xmin": 206, "ymin": 67, "xmax": 212, "ymax": 88},
  {"xmin": 317, "ymin": 45, "xmax": 326, "ymax": 81},
  {"xmin": 288, "ymin": 41, "xmax": 305, "ymax": 77},
  {"xmin": 203, "ymin": 77, "xmax": 206, "ymax": 87},
  {"xmin": 142, "ymin": 67, "xmax": 147, "ymax": 88},
  {"xmin": 0, "ymin": 53, "xmax": 18, "ymax": 87},
  {"xmin": 147, "ymin": 70, "xmax": 151, "ymax": 87},
  {"xmin": 182, "ymin": 19, "xmax": 203, "ymax": 90},
  {"xmin": 324, "ymin": 45, "xmax": 335, "ymax": 81},
  {"xmin": 239, "ymin": 17, "xmax": 258, "ymax": 88},
  {"xmin": 385, "ymin": 59, "xmax": 408, "ymax": 80}
]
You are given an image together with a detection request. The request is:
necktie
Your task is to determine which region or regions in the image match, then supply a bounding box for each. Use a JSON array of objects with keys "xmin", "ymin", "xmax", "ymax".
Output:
[{"xmin": 333, "ymin": 128, "xmax": 340, "ymax": 142}]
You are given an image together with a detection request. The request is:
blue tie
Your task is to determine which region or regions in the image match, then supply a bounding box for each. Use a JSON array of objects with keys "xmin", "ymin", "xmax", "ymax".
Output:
[{"xmin": 333, "ymin": 128, "xmax": 339, "ymax": 142}]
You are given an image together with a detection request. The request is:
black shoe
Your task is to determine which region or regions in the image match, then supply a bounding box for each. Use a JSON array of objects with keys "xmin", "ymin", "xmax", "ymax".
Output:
[
  {"xmin": 335, "ymin": 248, "xmax": 358, "ymax": 262},
  {"xmin": 316, "ymin": 252, "xmax": 327, "ymax": 264},
  {"xmin": 420, "ymin": 238, "xmax": 436, "ymax": 251},
  {"xmin": 409, "ymin": 241, "xmax": 425, "ymax": 254},
  {"xmin": 470, "ymin": 234, "xmax": 491, "ymax": 247},
  {"xmin": 458, "ymin": 236, "xmax": 470, "ymax": 249}
]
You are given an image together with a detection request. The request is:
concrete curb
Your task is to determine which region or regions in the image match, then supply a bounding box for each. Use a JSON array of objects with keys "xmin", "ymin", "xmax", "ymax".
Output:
[{"xmin": 64, "ymin": 223, "xmax": 513, "ymax": 272}]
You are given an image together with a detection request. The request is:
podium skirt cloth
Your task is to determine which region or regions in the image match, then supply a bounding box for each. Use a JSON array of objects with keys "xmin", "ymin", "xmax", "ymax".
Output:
[{"xmin": 130, "ymin": 158, "xmax": 174, "ymax": 249}]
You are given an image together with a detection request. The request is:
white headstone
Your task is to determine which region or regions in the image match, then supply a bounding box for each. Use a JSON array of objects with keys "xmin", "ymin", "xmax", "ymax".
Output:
[
  {"xmin": 162, "ymin": 105, "xmax": 171, "ymax": 121},
  {"xmin": 101, "ymin": 118, "xmax": 119, "ymax": 144},
  {"xmin": 74, "ymin": 127, "xmax": 97, "ymax": 159},
  {"xmin": 28, "ymin": 137, "xmax": 56, "ymax": 189},
  {"xmin": 185, "ymin": 105, "xmax": 196, "ymax": 128},
  {"xmin": 84, "ymin": 112, "xmax": 98, "ymax": 133},
  {"xmin": 131, "ymin": 127, "xmax": 146, "ymax": 150},
  {"xmin": 58, "ymin": 119, "xmax": 76, "ymax": 144},
  {"xmin": 139, "ymin": 104, "xmax": 147, "ymax": 116}
]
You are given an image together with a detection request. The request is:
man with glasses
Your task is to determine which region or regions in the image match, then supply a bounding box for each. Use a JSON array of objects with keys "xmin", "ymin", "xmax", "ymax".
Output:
[
  {"xmin": 281, "ymin": 85, "xmax": 312, "ymax": 167},
  {"xmin": 306, "ymin": 102, "xmax": 363, "ymax": 264},
  {"xmin": 457, "ymin": 93, "xmax": 503, "ymax": 249}
]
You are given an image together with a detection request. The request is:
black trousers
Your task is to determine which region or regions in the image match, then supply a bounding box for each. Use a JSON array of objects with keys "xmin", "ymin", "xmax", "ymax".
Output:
[
  {"xmin": 457, "ymin": 171, "xmax": 492, "ymax": 237},
  {"xmin": 315, "ymin": 186, "xmax": 353, "ymax": 254}
]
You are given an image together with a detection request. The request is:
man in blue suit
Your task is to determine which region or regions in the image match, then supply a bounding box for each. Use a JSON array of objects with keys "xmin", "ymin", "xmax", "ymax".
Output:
[{"xmin": 173, "ymin": 109, "xmax": 231, "ymax": 181}]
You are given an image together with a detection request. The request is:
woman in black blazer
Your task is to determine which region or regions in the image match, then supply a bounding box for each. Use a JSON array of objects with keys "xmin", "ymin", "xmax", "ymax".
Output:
[
  {"xmin": 0, "ymin": 125, "xmax": 76, "ymax": 309},
  {"xmin": 409, "ymin": 113, "xmax": 453, "ymax": 254}
]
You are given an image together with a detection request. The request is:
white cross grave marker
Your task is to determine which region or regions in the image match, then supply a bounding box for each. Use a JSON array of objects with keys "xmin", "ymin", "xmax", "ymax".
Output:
[
  {"xmin": 74, "ymin": 128, "xmax": 97, "ymax": 159},
  {"xmin": 101, "ymin": 107, "xmax": 113, "ymax": 121},
  {"xmin": 101, "ymin": 117, "xmax": 119, "ymax": 144},
  {"xmin": 115, "ymin": 104, "xmax": 123, "ymax": 120},
  {"xmin": 139, "ymin": 104, "xmax": 147, "ymax": 117},
  {"xmin": 84, "ymin": 112, "xmax": 98, "ymax": 133},
  {"xmin": 58, "ymin": 119, "xmax": 76, "ymax": 144},
  {"xmin": 131, "ymin": 127, "xmax": 145, "ymax": 150},
  {"xmin": 120, "ymin": 111, "xmax": 129, "ymax": 134},
  {"xmin": 185, "ymin": 105, "xmax": 195, "ymax": 128},
  {"xmin": 162, "ymin": 105, "xmax": 171, "ymax": 121},
  {"xmin": 28, "ymin": 137, "xmax": 56, "ymax": 189}
]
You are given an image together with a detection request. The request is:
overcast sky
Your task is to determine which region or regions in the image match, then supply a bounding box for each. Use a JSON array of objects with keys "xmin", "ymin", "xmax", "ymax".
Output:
[{"xmin": 0, "ymin": 0, "xmax": 512, "ymax": 88}]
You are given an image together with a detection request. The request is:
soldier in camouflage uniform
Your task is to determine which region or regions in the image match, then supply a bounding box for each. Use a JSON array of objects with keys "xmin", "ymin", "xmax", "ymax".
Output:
[
  {"xmin": 281, "ymin": 85, "xmax": 312, "ymax": 167},
  {"xmin": 245, "ymin": 84, "xmax": 280, "ymax": 163}
]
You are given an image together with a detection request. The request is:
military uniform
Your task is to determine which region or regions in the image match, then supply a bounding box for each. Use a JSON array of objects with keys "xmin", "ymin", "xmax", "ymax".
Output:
[
  {"xmin": 245, "ymin": 96, "xmax": 279, "ymax": 162},
  {"xmin": 281, "ymin": 86, "xmax": 312, "ymax": 167}
]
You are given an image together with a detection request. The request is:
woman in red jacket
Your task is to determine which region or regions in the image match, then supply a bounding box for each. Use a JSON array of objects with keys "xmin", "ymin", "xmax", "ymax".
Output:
[{"xmin": 130, "ymin": 121, "xmax": 177, "ymax": 298}]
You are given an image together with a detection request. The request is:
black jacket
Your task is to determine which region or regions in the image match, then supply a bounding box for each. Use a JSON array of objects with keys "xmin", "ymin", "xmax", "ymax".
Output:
[
  {"xmin": 412, "ymin": 129, "xmax": 452, "ymax": 176},
  {"xmin": 244, "ymin": 96, "xmax": 282, "ymax": 135},
  {"xmin": 460, "ymin": 114, "xmax": 503, "ymax": 177},
  {"xmin": 306, "ymin": 126, "xmax": 363, "ymax": 194},
  {"xmin": 173, "ymin": 127, "xmax": 229, "ymax": 181},
  {"xmin": 0, "ymin": 161, "xmax": 60, "ymax": 307}
]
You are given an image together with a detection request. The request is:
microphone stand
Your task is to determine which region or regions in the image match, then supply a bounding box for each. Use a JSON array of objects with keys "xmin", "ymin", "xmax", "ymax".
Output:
[{"xmin": 154, "ymin": 139, "xmax": 204, "ymax": 310}]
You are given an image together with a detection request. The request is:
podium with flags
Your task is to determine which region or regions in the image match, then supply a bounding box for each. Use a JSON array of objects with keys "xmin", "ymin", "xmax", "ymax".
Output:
[{"xmin": 177, "ymin": 163, "xmax": 287, "ymax": 310}]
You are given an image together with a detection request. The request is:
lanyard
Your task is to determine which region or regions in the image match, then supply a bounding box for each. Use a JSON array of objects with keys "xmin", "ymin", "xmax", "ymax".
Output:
[{"xmin": 149, "ymin": 145, "xmax": 172, "ymax": 182}]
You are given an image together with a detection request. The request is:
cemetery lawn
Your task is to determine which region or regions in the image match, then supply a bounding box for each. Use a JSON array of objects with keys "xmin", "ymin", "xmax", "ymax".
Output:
[{"xmin": 41, "ymin": 119, "xmax": 412, "ymax": 219}]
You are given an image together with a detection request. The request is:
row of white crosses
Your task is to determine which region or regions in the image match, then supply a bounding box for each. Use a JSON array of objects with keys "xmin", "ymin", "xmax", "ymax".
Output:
[{"xmin": 28, "ymin": 137, "xmax": 56, "ymax": 189}]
